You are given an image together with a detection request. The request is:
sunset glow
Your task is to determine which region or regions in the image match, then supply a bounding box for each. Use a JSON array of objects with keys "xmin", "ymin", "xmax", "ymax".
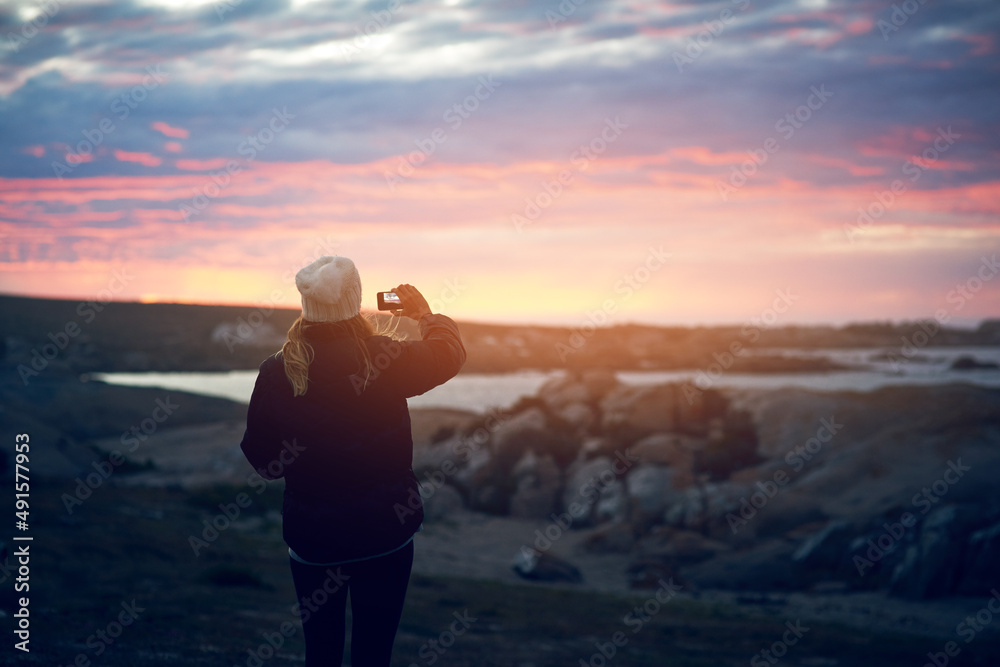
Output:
[{"xmin": 1, "ymin": 0, "xmax": 998, "ymax": 325}]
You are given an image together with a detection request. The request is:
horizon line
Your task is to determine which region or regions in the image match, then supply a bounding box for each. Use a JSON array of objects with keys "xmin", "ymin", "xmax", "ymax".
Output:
[{"xmin": 0, "ymin": 290, "xmax": 994, "ymax": 331}]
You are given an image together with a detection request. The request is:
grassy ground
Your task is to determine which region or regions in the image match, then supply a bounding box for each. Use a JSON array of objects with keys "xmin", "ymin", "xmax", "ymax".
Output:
[{"xmin": 3, "ymin": 479, "xmax": 998, "ymax": 666}]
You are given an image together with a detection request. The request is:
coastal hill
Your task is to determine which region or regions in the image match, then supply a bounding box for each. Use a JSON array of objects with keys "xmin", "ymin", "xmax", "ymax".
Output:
[{"xmin": 2, "ymin": 293, "xmax": 998, "ymax": 375}]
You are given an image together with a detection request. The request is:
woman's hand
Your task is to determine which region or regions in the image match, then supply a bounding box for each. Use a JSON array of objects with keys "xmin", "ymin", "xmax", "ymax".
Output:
[{"xmin": 390, "ymin": 284, "xmax": 433, "ymax": 322}]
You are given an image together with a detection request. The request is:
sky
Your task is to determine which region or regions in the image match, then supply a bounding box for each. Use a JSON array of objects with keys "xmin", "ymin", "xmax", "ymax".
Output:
[{"xmin": 1, "ymin": 0, "xmax": 998, "ymax": 327}]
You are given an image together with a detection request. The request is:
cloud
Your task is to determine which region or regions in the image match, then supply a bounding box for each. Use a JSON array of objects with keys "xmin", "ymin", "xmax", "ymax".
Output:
[
  {"xmin": 0, "ymin": 0, "xmax": 998, "ymax": 322},
  {"xmin": 151, "ymin": 121, "xmax": 189, "ymax": 138},
  {"xmin": 114, "ymin": 149, "xmax": 163, "ymax": 166}
]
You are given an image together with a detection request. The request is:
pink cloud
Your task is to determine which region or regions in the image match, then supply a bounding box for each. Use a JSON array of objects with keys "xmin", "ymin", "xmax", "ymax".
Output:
[
  {"xmin": 175, "ymin": 158, "xmax": 230, "ymax": 171},
  {"xmin": 843, "ymin": 17, "xmax": 874, "ymax": 35},
  {"xmin": 113, "ymin": 150, "xmax": 163, "ymax": 167},
  {"xmin": 963, "ymin": 34, "xmax": 996, "ymax": 57},
  {"xmin": 807, "ymin": 154, "xmax": 884, "ymax": 177},
  {"xmin": 165, "ymin": 141, "xmax": 183, "ymax": 153},
  {"xmin": 666, "ymin": 146, "xmax": 749, "ymax": 167},
  {"xmin": 23, "ymin": 145, "xmax": 45, "ymax": 157},
  {"xmin": 151, "ymin": 121, "xmax": 190, "ymax": 139},
  {"xmin": 2, "ymin": 156, "xmax": 999, "ymax": 326},
  {"xmin": 65, "ymin": 152, "xmax": 95, "ymax": 164}
]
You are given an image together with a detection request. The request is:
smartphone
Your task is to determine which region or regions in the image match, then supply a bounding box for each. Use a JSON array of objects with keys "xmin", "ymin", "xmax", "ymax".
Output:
[{"xmin": 377, "ymin": 291, "xmax": 402, "ymax": 311}]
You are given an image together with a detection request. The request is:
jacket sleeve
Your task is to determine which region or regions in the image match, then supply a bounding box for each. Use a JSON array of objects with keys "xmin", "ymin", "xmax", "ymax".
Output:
[
  {"xmin": 239, "ymin": 357, "xmax": 286, "ymax": 480},
  {"xmin": 374, "ymin": 313, "xmax": 467, "ymax": 398}
]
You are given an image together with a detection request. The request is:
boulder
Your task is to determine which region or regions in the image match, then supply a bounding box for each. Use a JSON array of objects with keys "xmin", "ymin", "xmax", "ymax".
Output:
[
  {"xmin": 509, "ymin": 451, "xmax": 561, "ymax": 519},
  {"xmin": 631, "ymin": 433, "xmax": 703, "ymax": 466},
  {"xmin": 626, "ymin": 465, "xmax": 676, "ymax": 518},
  {"xmin": 580, "ymin": 437, "xmax": 613, "ymax": 458},
  {"xmin": 950, "ymin": 355, "xmax": 999, "ymax": 371},
  {"xmin": 451, "ymin": 442, "xmax": 493, "ymax": 492},
  {"xmin": 451, "ymin": 444, "xmax": 501, "ymax": 513},
  {"xmin": 600, "ymin": 382, "xmax": 725, "ymax": 438},
  {"xmin": 889, "ymin": 504, "xmax": 979, "ymax": 599},
  {"xmin": 562, "ymin": 456, "xmax": 627, "ymax": 527},
  {"xmin": 412, "ymin": 434, "xmax": 463, "ymax": 473},
  {"xmin": 600, "ymin": 384, "xmax": 678, "ymax": 437},
  {"xmin": 663, "ymin": 481, "xmax": 748, "ymax": 538},
  {"xmin": 538, "ymin": 375, "xmax": 590, "ymax": 411},
  {"xmin": 957, "ymin": 520, "xmax": 1000, "ymax": 595},
  {"xmin": 489, "ymin": 407, "xmax": 549, "ymax": 470},
  {"xmin": 636, "ymin": 527, "xmax": 729, "ymax": 566},
  {"xmin": 579, "ymin": 369, "xmax": 620, "ymax": 401},
  {"xmin": 724, "ymin": 388, "xmax": 850, "ymax": 460},
  {"xmin": 630, "ymin": 433, "xmax": 703, "ymax": 489},
  {"xmin": 512, "ymin": 547, "xmax": 583, "ymax": 583},
  {"xmin": 556, "ymin": 402, "xmax": 596, "ymax": 433},
  {"xmin": 791, "ymin": 519, "xmax": 855, "ymax": 571},
  {"xmin": 420, "ymin": 483, "xmax": 465, "ymax": 521},
  {"xmin": 539, "ymin": 370, "xmax": 618, "ymax": 412},
  {"xmin": 580, "ymin": 522, "xmax": 636, "ymax": 554},
  {"xmin": 594, "ymin": 479, "xmax": 628, "ymax": 525}
]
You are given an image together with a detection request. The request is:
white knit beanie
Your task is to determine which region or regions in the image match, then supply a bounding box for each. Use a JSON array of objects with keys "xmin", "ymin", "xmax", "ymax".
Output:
[{"xmin": 295, "ymin": 256, "xmax": 362, "ymax": 323}]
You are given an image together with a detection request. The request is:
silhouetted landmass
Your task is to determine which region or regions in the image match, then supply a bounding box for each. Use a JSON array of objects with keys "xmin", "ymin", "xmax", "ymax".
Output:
[{"xmin": 2, "ymin": 294, "xmax": 997, "ymax": 375}]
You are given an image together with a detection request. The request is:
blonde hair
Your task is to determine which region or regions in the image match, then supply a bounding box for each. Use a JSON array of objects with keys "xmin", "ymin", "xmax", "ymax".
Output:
[{"xmin": 280, "ymin": 313, "xmax": 396, "ymax": 397}]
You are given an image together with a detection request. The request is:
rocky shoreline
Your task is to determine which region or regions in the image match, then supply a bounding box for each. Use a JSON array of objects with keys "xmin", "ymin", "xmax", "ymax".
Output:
[
  {"xmin": 9, "ymin": 366, "xmax": 999, "ymax": 605},
  {"xmin": 406, "ymin": 372, "xmax": 1000, "ymax": 605},
  {"xmin": 3, "ymin": 364, "xmax": 1000, "ymax": 656}
]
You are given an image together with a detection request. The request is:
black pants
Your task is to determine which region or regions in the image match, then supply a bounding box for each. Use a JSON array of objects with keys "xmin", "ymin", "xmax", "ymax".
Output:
[{"xmin": 289, "ymin": 541, "xmax": 414, "ymax": 667}]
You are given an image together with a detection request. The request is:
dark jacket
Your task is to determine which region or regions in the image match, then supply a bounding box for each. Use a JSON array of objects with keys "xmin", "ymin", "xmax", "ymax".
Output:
[{"xmin": 239, "ymin": 314, "xmax": 466, "ymax": 562}]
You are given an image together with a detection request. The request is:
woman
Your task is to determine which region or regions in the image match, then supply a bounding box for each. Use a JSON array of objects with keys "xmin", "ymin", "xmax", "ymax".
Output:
[{"xmin": 239, "ymin": 256, "xmax": 466, "ymax": 666}]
